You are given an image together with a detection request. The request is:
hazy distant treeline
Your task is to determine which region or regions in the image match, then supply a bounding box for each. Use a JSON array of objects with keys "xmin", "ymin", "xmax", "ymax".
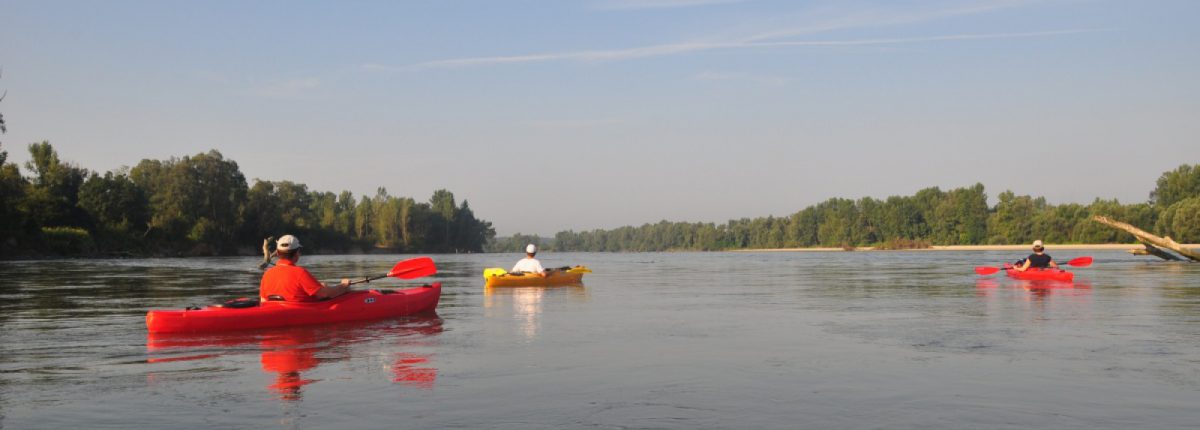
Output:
[
  {"xmin": 495, "ymin": 165, "xmax": 1200, "ymax": 252},
  {"xmin": 0, "ymin": 142, "xmax": 495, "ymax": 257}
]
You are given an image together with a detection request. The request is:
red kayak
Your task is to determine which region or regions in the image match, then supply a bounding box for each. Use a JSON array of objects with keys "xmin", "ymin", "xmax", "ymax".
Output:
[
  {"xmin": 146, "ymin": 283, "xmax": 441, "ymax": 333},
  {"xmin": 1003, "ymin": 264, "xmax": 1074, "ymax": 282}
]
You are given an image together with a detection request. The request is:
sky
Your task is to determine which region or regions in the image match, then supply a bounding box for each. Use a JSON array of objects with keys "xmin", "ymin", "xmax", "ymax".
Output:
[{"xmin": 1, "ymin": 0, "xmax": 1197, "ymax": 236}]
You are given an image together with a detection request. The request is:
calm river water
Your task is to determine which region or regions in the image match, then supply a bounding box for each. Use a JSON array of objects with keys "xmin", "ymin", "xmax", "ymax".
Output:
[{"xmin": 0, "ymin": 251, "xmax": 1197, "ymax": 429}]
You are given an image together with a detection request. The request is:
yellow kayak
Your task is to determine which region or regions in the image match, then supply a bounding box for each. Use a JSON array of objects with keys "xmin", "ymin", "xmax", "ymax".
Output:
[{"xmin": 483, "ymin": 266, "xmax": 592, "ymax": 287}]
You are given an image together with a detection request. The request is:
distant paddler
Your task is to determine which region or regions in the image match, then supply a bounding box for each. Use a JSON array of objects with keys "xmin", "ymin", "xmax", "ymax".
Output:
[
  {"xmin": 482, "ymin": 244, "xmax": 592, "ymax": 287},
  {"xmin": 512, "ymin": 244, "xmax": 546, "ymax": 277},
  {"xmin": 1013, "ymin": 240, "xmax": 1059, "ymax": 272}
]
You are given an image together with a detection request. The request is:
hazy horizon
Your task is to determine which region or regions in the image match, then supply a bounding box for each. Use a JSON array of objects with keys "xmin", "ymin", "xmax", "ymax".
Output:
[{"xmin": 3, "ymin": 0, "xmax": 1197, "ymax": 236}]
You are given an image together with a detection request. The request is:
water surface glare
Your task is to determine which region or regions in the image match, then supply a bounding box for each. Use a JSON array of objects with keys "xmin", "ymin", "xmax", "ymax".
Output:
[{"xmin": 1, "ymin": 251, "xmax": 1197, "ymax": 429}]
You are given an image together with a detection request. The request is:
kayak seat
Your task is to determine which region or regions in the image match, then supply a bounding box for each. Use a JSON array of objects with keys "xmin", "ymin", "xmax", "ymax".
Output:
[{"xmin": 265, "ymin": 295, "xmax": 285, "ymax": 302}]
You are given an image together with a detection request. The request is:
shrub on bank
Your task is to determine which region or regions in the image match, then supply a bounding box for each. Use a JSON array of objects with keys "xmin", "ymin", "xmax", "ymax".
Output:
[
  {"xmin": 40, "ymin": 227, "xmax": 95, "ymax": 255},
  {"xmin": 874, "ymin": 237, "xmax": 933, "ymax": 250}
]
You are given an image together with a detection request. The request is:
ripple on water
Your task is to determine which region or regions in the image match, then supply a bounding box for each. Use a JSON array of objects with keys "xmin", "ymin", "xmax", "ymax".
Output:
[{"xmin": 1, "ymin": 251, "xmax": 1198, "ymax": 429}]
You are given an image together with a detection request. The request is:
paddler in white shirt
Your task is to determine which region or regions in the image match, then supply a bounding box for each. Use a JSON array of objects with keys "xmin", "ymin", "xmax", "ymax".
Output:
[{"xmin": 511, "ymin": 244, "xmax": 546, "ymax": 277}]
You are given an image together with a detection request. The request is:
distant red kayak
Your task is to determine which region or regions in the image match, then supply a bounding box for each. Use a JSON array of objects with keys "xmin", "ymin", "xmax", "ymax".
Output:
[
  {"xmin": 146, "ymin": 283, "xmax": 441, "ymax": 333},
  {"xmin": 1003, "ymin": 264, "xmax": 1074, "ymax": 282}
]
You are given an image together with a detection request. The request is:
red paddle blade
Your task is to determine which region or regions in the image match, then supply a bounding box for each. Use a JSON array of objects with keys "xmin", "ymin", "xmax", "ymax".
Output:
[
  {"xmin": 975, "ymin": 266, "xmax": 1001, "ymax": 276},
  {"xmin": 1065, "ymin": 256, "xmax": 1092, "ymax": 267},
  {"xmin": 388, "ymin": 257, "xmax": 437, "ymax": 279}
]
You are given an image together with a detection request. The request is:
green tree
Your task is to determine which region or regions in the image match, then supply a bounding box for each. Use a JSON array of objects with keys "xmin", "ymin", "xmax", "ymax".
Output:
[
  {"xmin": 786, "ymin": 207, "xmax": 820, "ymax": 247},
  {"xmin": 312, "ymin": 191, "xmax": 338, "ymax": 231},
  {"xmin": 855, "ymin": 197, "xmax": 882, "ymax": 245},
  {"xmin": 1031, "ymin": 202, "xmax": 1083, "ymax": 243},
  {"xmin": 300, "ymin": 189, "xmax": 356, "ymax": 251},
  {"xmin": 1150, "ymin": 164, "xmax": 1200, "ymax": 208},
  {"xmin": 876, "ymin": 195, "xmax": 927, "ymax": 242},
  {"xmin": 0, "ymin": 73, "xmax": 11, "ymax": 245},
  {"xmin": 241, "ymin": 180, "xmax": 284, "ymax": 241},
  {"xmin": 987, "ymin": 191, "xmax": 1040, "ymax": 244},
  {"xmin": 23, "ymin": 141, "xmax": 90, "ymax": 228},
  {"xmin": 398, "ymin": 196, "xmax": 415, "ymax": 248},
  {"xmin": 815, "ymin": 198, "xmax": 859, "ymax": 247},
  {"xmin": 130, "ymin": 150, "xmax": 247, "ymax": 254},
  {"xmin": 354, "ymin": 195, "xmax": 373, "ymax": 241},
  {"xmin": 0, "ymin": 143, "xmax": 31, "ymax": 250},
  {"xmin": 1076, "ymin": 199, "xmax": 1154, "ymax": 243},
  {"xmin": 335, "ymin": 191, "xmax": 356, "ymax": 237},
  {"xmin": 0, "ymin": 142, "xmax": 495, "ymax": 257},
  {"xmin": 77, "ymin": 169, "xmax": 148, "ymax": 249},
  {"xmin": 274, "ymin": 181, "xmax": 313, "ymax": 231},
  {"xmin": 453, "ymin": 200, "xmax": 495, "ymax": 252},
  {"xmin": 429, "ymin": 189, "xmax": 456, "ymax": 251},
  {"xmin": 1156, "ymin": 197, "xmax": 1200, "ymax": 243},
  {"xmin": 369, "ymin": 188, "xmax": 408, "ymax": 249},
  {"xmin": 931, "ymin": 184, "xmax": 988, "ymax": 245}
]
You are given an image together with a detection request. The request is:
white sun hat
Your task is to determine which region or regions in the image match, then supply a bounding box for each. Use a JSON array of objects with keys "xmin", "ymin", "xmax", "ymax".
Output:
[
  {"xmin": 277, "ymin": 234, "xmax": 303, "ymax": 252},
  {"xmin": 526, "ymin": 244, "xmax": 537, "ymax": 254}
]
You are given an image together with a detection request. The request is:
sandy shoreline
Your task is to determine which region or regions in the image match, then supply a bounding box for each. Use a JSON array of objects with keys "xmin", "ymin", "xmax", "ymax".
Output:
[{"xmin": 733, "ymin": 244, "xmax": 1198, "ymax": 252}]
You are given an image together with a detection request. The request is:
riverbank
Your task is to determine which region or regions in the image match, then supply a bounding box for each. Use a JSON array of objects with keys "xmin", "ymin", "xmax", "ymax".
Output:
[{"xmin": 735, "ymin": 243, "xmax": 1199, "ymax": 252}]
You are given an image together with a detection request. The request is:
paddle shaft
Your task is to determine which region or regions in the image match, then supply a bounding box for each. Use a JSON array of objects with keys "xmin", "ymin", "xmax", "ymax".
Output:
[{"xmin": 348, "ymin": 274, "xmax": 389, "ymax": 285}]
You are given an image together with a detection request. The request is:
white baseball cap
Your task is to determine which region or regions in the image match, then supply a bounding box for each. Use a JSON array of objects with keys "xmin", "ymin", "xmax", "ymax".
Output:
[
  {"xmin": 1032, "ymin": 240, "xmax": 1043, "ymax": 248},
  {"xmin": 526, "ymin": 244, "xmax": 537, "ymax": 254},
  {"xmin": 277, "ymin": 235, "xmax": 302, "ymax": 251}
]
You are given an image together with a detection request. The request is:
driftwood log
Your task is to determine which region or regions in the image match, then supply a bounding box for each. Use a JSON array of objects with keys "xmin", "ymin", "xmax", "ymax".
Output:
[
  {"xmin": 1128, "ymin": 244, "xmax": 1186, "ymax": 261},
  {"xmin": 1091, "ymin": 215, "xmax": 1199, "ymax": 262}
]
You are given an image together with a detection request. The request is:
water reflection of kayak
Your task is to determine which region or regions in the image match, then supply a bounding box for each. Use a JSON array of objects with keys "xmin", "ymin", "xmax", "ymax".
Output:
[
  {"xmin": 147, "ymin": 316, "xmax": 443, "ymax": 400},
  {"xmin": 975, "ymin": 277, "xmax": 1092, "ymax": 293},
  {"xmin": 146, "ymin": 283, "xmax": 441, "ymax": 333},
  {"xmin": 483, "ymin": 266, "xmax": 591, "ymax": 287}
]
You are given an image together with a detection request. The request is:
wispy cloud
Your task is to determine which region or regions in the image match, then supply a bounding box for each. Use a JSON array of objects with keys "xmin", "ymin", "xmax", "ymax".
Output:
[
  {"xmin": 367, "ymin": 42, "xmax": 723, "ymax": 71},
  {"xmin": 254, "ymin": 78, "xmax": 320, "ymax": 98},
  {"xmin": 592, "ymin": 0, "xmax": 746, "ymax": 11},
  {"xmin": 751, "ymin": 29, "xmax": 1096, "ymax": 47},
  {"xmin": 742, "ymin": 0, "xmax": 1037, "ymax": 42},
  {"xmin": 366, "ymin": 29, "xmax": 1095, "ymax": 72},
  {"xmin": 364, "ymin": 1, "xmax": 1089, "ymax": 72}
]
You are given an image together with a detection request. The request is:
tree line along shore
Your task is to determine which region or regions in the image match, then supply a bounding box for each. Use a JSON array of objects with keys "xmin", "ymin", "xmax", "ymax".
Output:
[
  {"xmin": 494, "ymin": 165, "xmax": 1200, "ymax": 253},
  {"xmin": 0, "ymin": 142, "xmax": 495, "ymax": 258},
  {"xmin": 1, "ymin": 140, "xmax": 1197, "ymax": 258}
]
